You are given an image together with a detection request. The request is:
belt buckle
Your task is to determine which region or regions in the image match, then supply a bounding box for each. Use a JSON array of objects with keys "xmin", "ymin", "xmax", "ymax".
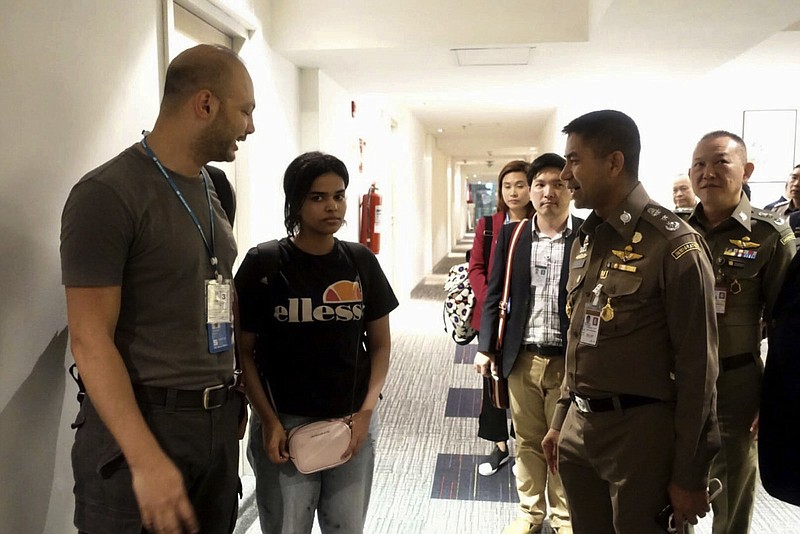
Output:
[
  {"xmin": 202, "ymin": 384, "xmax": 227, "ymax": 410},
  {"xmin": 573, "ymin": 395, "xmax": 592, "ymax": 414}
]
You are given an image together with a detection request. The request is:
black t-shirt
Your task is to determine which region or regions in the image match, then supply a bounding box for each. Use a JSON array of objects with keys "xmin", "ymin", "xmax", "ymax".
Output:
[{"xmin": 235, "ymin": 238, "xmax": 398, "ymax": 417}]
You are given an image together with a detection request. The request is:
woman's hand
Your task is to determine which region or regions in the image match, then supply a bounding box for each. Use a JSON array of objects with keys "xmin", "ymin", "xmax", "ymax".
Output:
[
  {"xmin": 474, "ymin": 351, "xmax": 494, "ymax": 377},
  {"xmin": 263, "ymin": 418, "xmax": 289, "ymax": 464},
  {"xmin": 344, "ymin": 409, "xmax": 373, "ymax": 459}
]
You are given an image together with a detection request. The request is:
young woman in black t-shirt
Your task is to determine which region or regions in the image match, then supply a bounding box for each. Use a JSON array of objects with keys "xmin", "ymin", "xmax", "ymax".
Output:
[{"xmin": 235, "ymin": 151, "xmax": 398, "ymax": 534}]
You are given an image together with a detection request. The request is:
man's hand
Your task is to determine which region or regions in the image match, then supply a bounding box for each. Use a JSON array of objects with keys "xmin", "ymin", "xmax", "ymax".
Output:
[
  {"xmin": 667, "ymin": 482, "xmax": 710, "ymax": 534},
  {"xmin": 132, "ymin": 454, "xmax": 198, "ymax": 534},
  {"xmin": 542, "ymin": 429, "xmax": 560, "ymax": 474},
  {"xmin": 344, "ymin": 409, "xmax": 373, "ymax": 458},
  {"xmin": 474, "ymin": 352, "xmax": 494, "ymax": 377}
]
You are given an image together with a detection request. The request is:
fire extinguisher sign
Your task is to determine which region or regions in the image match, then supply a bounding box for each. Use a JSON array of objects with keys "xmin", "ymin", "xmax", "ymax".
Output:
[{"xmin": 373, "ymin": 205, "xmax": 383, "ymax": 233}]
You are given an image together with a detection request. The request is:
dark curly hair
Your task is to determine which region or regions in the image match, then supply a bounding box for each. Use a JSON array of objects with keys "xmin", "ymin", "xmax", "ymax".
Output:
[{"xmin": 283, "ymin": 151, "xmax": 350, "ymax": 237}]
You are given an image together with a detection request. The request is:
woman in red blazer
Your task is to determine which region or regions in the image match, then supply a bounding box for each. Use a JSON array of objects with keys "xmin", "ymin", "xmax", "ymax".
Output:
[{"xmin": 468, "ymin": 160, "xmax": 534, "ymax": 476}]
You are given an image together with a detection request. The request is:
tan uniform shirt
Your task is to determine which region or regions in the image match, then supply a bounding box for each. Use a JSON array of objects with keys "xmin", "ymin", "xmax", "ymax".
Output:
[
  {"xmin": 688, "ymin": 195, "xmax": 795, "ymax": 359},
  {"xmin": 553, "ymin": 183, "xmax": 719, "ymax": 489}
]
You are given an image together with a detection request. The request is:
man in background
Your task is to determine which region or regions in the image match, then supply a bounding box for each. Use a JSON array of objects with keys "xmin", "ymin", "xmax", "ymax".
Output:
[
  {"xmin": 672, "ymin": 174, "xmax": 697, "ymax": 216},
  {"xmin": 765, "ymin": 164, "xmax": 800, "ymax": 217},
  {"xmin": 477, "ymin": 153, "xmax": 582, "ymax": 534}
]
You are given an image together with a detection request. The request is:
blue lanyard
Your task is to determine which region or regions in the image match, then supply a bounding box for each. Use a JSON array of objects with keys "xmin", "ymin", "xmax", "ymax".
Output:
[{"xmin": 140, "ymin": 136, "xmax": 219, "ymax": 279}]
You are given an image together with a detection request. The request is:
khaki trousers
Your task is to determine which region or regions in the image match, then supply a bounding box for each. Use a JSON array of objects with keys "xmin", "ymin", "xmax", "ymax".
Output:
[
  {"xmin": 710, "ymin": 360, "xmax": 760, "ymax": 534},
  {"xmin": 508, "ymin": 350, "xmax": 570, "ymax": 529}
]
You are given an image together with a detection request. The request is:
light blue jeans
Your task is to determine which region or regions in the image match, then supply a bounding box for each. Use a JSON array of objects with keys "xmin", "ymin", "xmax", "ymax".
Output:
[{"xmin": 248, "ymin": 412, "xmax": 377, "ymax": 534}]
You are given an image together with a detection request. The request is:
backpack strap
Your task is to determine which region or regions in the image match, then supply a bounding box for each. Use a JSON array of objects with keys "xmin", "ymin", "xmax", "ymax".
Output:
[
  {"xmin": 482, "ymin": 215, "xmax": 494, "ymax": 267},
  {"xmin": 255, "ymin": 240, "xmax": 283, "ymax": 286}
]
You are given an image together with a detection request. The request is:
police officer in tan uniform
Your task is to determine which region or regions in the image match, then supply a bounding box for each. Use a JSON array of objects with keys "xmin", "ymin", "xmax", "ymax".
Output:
[
  {"xmin": 686, "ymin": 131, "xmax": 795, "ymax": 534},
  {"xmin": 541, "ymin": 110, "xmax": 720, "ymax": 534}
]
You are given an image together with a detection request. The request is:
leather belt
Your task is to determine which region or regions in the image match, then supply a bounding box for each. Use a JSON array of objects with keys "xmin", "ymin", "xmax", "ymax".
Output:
[
  {"xmin": 720, "ymin": 352, "xmax": 756, "ymax": 373},
  {"xmin": 570, "ymin": 392, "xmax": 660, "ymax": 414},
  {"xmin": 521, "ymin": 344, "xmax": 564, "ymax": 357},
  {"xmin": 134, "ymin": 383, "xmax": 234, "ymax": 410}
]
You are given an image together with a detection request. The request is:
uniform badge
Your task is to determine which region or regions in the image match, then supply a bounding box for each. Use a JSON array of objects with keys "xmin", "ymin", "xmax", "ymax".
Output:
[
  {"xmin": 729, "ymin": 236, "xmax": 760, "ymax": 248},
  {"xmin": 738, "ymin": 211, "xmax": 748, "ymax": 221},
  {"xmin": 723, "ymin": 246, "xmax": 758, "ymax": 260},
  {"xmin": 611, "ymin": 245, "xmax": 643, "ymax": 262},
  {"xmin": 647, "ymin": 207, "xmax": 662, "ymax": 217},
  {"xmin": 665, "ymin": 221, "xmax": 680, "ymax": 231},
  {"xmin": 775, "ymin": 217, "xmax": 785, "ymax": 225},
  {"xmin": 632, "ymin": 231, "xmax": 642, "ymax": 244},
  {"xmin": 620, "ymin": 211, "xmax": 631, "ymax": 224},
  {"xmin": 671, "ymin": 241, "xmax": 700, "ymax": 260}
]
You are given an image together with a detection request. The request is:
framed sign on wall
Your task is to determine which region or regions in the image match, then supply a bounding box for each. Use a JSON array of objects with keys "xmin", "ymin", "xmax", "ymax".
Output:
[{"xmin": 742, "ymin": 109, "xmax": 798, "ymax": 208}]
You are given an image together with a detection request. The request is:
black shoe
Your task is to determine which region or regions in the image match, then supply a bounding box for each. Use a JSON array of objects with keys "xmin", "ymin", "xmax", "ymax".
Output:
[{"xmin": 478, "ymin": 446, "xmax": 509, "ymax": 476}]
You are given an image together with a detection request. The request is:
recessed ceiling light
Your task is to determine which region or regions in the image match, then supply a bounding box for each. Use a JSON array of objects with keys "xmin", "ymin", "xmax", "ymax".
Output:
[
  {"xmin": 452, "ymin": 47, "xmax": 534, "ymax": 67},
  {"xmin": 437, "ymin": 128, "xmax": 444, "ymax": 133}
]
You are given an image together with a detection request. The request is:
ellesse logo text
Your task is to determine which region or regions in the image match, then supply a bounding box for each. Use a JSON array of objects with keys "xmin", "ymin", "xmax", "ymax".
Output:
[
  {"xmin": 274, "ymin": 280, "xmax": 364, "ymax": 323},
  {"xmin": 274, "ymin": 298, "xmax": 364, "ymax": 322}
]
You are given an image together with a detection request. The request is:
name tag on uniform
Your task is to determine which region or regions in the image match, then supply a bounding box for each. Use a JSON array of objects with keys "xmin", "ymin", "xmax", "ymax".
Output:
[
  {"xmin": 532, "ymin": 264, "xmax": 548, "ymax": 286},
  {"xmin": 580, "ymin": 307, "xmax": 601, "ymax": 346},
  {"xmin": 714, "ymin": 285, "xmax": 727, "ymax": 315},
  {"xmin": 206, "ymin": 279, "xmax": 233, "ymax": 353}
]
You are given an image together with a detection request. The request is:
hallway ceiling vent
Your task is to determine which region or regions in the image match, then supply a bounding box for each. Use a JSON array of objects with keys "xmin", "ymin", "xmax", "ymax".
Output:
[{"xmin": 452, "ymin": 47, "xmax": 533, "ymax": 67}]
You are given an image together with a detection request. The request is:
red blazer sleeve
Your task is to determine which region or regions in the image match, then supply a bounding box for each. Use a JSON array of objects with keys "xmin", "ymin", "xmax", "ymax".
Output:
[{"xmin": 468, "ymin": 212, "xmax": 502, "ymax": 331}]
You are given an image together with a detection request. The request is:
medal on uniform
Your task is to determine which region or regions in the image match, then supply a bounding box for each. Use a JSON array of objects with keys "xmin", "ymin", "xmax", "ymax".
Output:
[
  {"xmin": 632, "ymin": 231, "xmax": 642, "ymax": 244},
  {"xmin": 206, "ymin": 278, "xmax": 233, "ymax": 353},
  {"xmin": 600, "ymin": 297, "xmax": 615, "ymax": 322},
  {"xmin": 729, "ymin": 278, "xmax": 742, "ymax": 295}
]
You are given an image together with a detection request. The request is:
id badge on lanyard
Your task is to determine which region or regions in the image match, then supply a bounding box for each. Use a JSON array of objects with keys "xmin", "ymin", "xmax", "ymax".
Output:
[
  {"xmin": 580, "ymin": 283, "xmax": 604, "ymax": 346},
  {"xmin": 206, "ymin": 279, "xmax": 233, "ymax": 353},
  {"xmin": 140, "ymin": 136, "xmax": 232, "ymax": 354}
]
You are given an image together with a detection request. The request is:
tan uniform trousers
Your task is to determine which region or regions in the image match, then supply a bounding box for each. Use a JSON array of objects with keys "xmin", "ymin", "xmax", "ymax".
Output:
[
  {"xmin": 710, "ymin": 357, "xmax": 761, "ymax": 534},
  {"xmin": 558, "ymin": 400, "xmax": 676, "ymax": 534},
  {"xmin": 508, "ymin": 350, "xmax": 570, "ymax": 530}
]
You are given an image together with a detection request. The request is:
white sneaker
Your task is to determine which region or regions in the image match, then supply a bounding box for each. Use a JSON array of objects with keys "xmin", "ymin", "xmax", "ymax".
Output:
[{"xmin": 477, "ymin": 446, "xmax": 510, "ymax": 476}]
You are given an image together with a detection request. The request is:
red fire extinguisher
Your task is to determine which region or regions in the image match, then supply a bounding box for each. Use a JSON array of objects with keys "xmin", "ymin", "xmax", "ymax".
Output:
[{"xmin": 359, "ymin": 183, "xmax": 382, "ymax": 254}]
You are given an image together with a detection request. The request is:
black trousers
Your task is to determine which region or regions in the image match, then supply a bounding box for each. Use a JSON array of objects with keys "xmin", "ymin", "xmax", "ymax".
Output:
[{"xmin": 72, "ymin": 394, "xmax": 242, "ymax": 534}]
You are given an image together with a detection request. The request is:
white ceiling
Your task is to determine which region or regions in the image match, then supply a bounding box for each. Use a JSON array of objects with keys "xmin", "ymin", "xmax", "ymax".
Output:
[{"xmin": 270, "ymin": 0, "xmax": 800, "ymax": 181}]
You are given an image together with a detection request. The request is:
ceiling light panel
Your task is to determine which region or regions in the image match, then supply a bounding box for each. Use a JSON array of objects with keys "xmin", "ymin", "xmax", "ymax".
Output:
[{"xmin": 452, "ymin": 47, "xmax": 533, "ymax": 66}]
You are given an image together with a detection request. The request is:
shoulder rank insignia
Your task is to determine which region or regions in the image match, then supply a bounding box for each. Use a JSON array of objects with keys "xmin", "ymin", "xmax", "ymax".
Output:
[
  {"xmin": 647, "ymin": 207, "xmax": 662, "ymax": 217},
  {"xmin": 665, "ymin": 221, "xmax": 680, "ymax": 231},
  {"xmin": 611, "ymin": 245, "xmax": 643, "ymax": 262},
  {"xmin": 729, "ymin": 236, "xmax": 760, "ymax": 249}
]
